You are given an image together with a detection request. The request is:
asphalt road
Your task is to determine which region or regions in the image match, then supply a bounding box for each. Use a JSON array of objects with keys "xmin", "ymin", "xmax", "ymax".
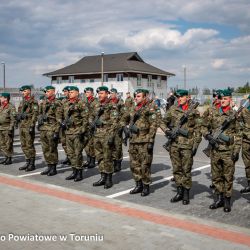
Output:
[{"xmin": 0, "ymin": 130, "xmax": 249, "ymax": 249}]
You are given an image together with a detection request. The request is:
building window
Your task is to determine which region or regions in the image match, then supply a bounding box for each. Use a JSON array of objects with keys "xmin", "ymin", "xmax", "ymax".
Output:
[
  {"xmin": 69, "ymin": 76, "xmax": 74, "ymax": 83},
  {"xmin": 116, "ymin": 73, "xmax": 123, "ymax": 81},
  {"xmin": 57, "ymin": 77, "xmax": 62, "ymax": 84},
  {"xmin": 157, "ymin": 76, "xmax": 162, "ymax": 88},
  {"xmin": 147, "ymin": 75, "xmax": 152, "ymax": 87},
  {"xmin": 90, "ymin": 79, "xmax": 95, "ymax": 83},
  {"xmin": 80, "ymin": 79, "xmax": 85, "ymax": 83},
  {"xmin": 104, "ymin": 74, "xmax": 108, "ymax": 82},
  {"xmin": 137, "ymin": 74, "xmax": 142, "ymax": 86}
]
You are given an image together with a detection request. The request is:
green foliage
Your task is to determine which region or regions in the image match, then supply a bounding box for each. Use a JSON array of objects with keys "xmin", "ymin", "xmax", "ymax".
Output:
[{"xmin": 236, "ymin": 82, "xmax": 250, "ymax": 93}]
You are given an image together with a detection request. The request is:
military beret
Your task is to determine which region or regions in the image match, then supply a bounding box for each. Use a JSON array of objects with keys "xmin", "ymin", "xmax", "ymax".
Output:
[
  {"xmin": 110, "ymin": 88, "xmax": 118, "ymax": 93},
  {"xmin": 174, "ymin": 89, "xmax": 188, "ymax": 97},
  {"xmin": 0, "ymin": 92, "xmax": 10, "ymax": 98},
  {"xmin": 220, "ymin": 89, "xmax": 232, "ymax": 97},
  {"xmin": 19, "ymin": 85, "xmax": 31, "ymax": 91},
  {"xmin": 39, "ymin": 95, "xmax": 45, "ymax": 100},
  {"xmin": 62, "ymin": 86, "xmax": 70, "ymax": 91},
  {"xmin": 134, "ymin": 88, "xmax": 149, "ymax": 95},
  {"xmin": 96, "ymin": 86, "xmax": 109, "ymax": 93},
  {"xmin": 84, "ymin": 87, "xmax": 94, "ymax": 92},
  {"xmin": 67, "ymin": 86, "xmax": 79, "ymax": 91},
  {"xmin": 43, "ymin": 85, "xmax": 55, "ymax": 92}
]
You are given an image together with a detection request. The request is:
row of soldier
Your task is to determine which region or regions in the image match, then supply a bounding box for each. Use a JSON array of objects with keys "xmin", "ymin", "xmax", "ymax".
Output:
[{"xmin": 0, "ymin": 85, "xmax": 249, "ymax": 213}]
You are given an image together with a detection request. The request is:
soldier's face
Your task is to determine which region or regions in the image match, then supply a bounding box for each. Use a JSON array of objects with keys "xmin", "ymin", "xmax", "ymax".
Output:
[
  {"xmin": 135, "ymin": 93, "xmax": 145, "ymax": 104},
  {"xmin": 22, "ymin": 89, "xmax": 31, "ymax": 97},
  {"xmin": 178, "ymin": 95, "xmax": 188, "ymax": 105},
  {"xmin": 0, "ymin": 96, "xmax": 7, "ymax": 102},
  {"xmin": 98, "ymin": 91, "xmax": 108, "ymax": 102},
  {"xmin": 45, "ymin": 89, "xmax": 55, "ymax": 98},
  {"xmin": 85, "ymin": 90, "xmax": 93, "ymax": 98},
  {"xmin": 69, "ymin": 90, "xmax": 79, "ymax": 99},
  {"xmin": 63, "ymin": 90, "xmax": 69, "ymax": 97},
  {"xmin": 221, "ymin": 96, "xmax": 231, "ymax": 107},
  {"xmin": 110, "ymin": 92, "xmax": 117, "ymax": 99}
]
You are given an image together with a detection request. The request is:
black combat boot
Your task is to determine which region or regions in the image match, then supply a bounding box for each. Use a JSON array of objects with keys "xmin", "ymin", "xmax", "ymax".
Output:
[
  {"xmin": 209, "ymin": 193, "xmax": 224, "ymax": 209},
  {"xmin": 74, "ymin": 169, "xmax": 83, "ymax": 182},
  {"xmin": 141, "ymin": 184, "xmax": 150, "ymax": 197},
  {"xmin": 3, "ymin": 157, "xmax": 12, "ymax": 165},
  {"xmin": 171, "ymin": 186, "xmax": 183, "ymax": 203},
  {"xmin": 93, "ymin": 173, "xmax": 107, "ymax": 186},
  {"xmin": 82, "ymin": 155, "xmax": 91, "ymax": 168},
  {"xmin": 210, "ymin": 183, "xmax": 215, "ymax": 189},
  {"xmin": 223, "ymin": 197, "xmax": 231, "ymax": 213},
  {"xmin": 40, "ymin": 165, "xmax": 52, "ymax": 175},
  {"xmin": 130, "ymin": 180, "xmax": 143, "ymax": 194},
  {"xmin": 114, "ymin": 160, "xmax": 122, "ymax": 172},
  {"xmin": 62, "ymin": 157, "xmax": 71, "ymax": 165},
  {"xmin": 65, "ymin": 168, "xmax": 77, "ymax": 180},
  {"xmin": 104, "ymin": 173, "xmax": 113, "ymax": 189},
  {"xmin": 0, "ymin": 157, "xmax": 8, "ymax": 164},
  {"xmin": 182, "ymin": 188, "xmax": 190, "ymax": 205},
  {"xmin": 26, "ymin": 158, "xmax": 35, "ymax": 172},
  {"xmin": 88, "ymin": 157, "xmax": 96, "ymax": 169},
  {"xmin": 240, "ymin": 181, "xmax": 250, "ymax": 194},
  {"xmin": 19, "ymin": 159, "xmax": 30, "ymax": 170},
  {"xmin": 47, "ymin": 164, "xmax": 57, "ymax": 176}
]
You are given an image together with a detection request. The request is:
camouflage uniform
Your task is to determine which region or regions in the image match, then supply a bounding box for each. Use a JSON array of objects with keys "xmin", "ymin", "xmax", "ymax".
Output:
[
  {"xmin": 122, "ymin": 100, "xmax": 158, "ymax": 196},
  {"xmin": 62, "ymin": 98, "xmax": 89, "ymax": 181},
  {"xmin": 83, "ymin": 96, "xmax": 99, "ymax": 168},
  {"xmin": 239, "ymin": 102, "xmax": 250, "ymax": 193},
  {"xmin": 17, "ymin": 96, "xmax": 39, "ymax": 171},
  {"xmin": 161, "ymin": 104, "xmax": 202, "ymax": 192},
  {"xmin": 110, "ymin": 97, "xmax": 125, "ymax": 172},
  {"xmin": 39, "ymin": 96, "xmax": 62, "ymax": 175},
  {"xmin": 125, "ymin": 96, "xmax": 134, "ymax": 108},
  {"xmin": 0, "ymin": 101, "xmax": 16, "ymax": 164},
  {"xmin": 202, "ymin": 103, "xmax": 242, "ymax": 212}
]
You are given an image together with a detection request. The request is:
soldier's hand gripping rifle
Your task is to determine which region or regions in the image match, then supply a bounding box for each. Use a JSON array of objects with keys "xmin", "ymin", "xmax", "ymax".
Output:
[
  {"xmin": 203, "ymin": 99, "xmax": 249, "ymax": 157},
  {"xmin": 61, "ymin": 104, "xmax": 75, "ymax": 130},
  {"xmin": 123, "ymin": 108, "xmax": 144, "ymax": 146},
  {"xmin": 37, "ymin": 103, "xmax": 50, "ymax": 130},
  {"xmin": 15, "ymin": 102, "xmax": 29, "ymax": 128},
  {"xmin": 163, "ymin": 101, "xmax": 200, "ymax": 151}
]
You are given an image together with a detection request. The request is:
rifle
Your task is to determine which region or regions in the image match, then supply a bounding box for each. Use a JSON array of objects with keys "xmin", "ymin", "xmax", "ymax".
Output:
[
  {"xmin": 15, "ymin": 102, "xmax": 29, "ymax": 128},
  {"xmin": 163, "ymin": 100, "xmax": 200, "ymax": 151},
  {"xmin": 123, "ymin": 105, "xmax": 146, "ymax": 146},
  {"xmin": 37, "ymin": 102, "xmax": 51, "ymax": 130},
  {"xmin": 61, "ymin": 103, "xmax": 75, "ymax": 130},
  {"xmin": 89, "ymin": 106, "xmax": 105, "ymax": 136},
  {"xmin": 203, "ymin": 99, "xmax": 249, "ymax": 157}
]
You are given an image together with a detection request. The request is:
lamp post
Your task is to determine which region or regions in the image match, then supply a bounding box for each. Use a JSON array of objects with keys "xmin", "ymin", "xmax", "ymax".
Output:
[
  {"xmin": 183, "ymin": 65, "xmax": 186, "ymax": 90},
  {"xmin": 1, "ymin": 62, "xmax": 5, "ymax": 89},
  {"xmin": 101, "ymin": 52, "xmax": 104, "ymax": 86}
]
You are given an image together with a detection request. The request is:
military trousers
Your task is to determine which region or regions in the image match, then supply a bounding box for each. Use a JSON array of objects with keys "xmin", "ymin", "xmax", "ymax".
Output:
[
  {"xmin": 112, "ymin": 132, "xmax": 123, "ymax": 161},
  {"xmin": 60, "ymin": 129, "xmax": 68, "ymax": 155},
  {"xmin": 129, "ymin": 142, "xmax": 153, "ymax": 185},
  {"xmin": 19, "ymin": 127, "xmax": 36, "ymax": 159},
  {"xmin": 85, "ymin": 137, "xmax": 95, "ymax": 158},
  {"xmin": 169, "ymin": 146, "xmax": 193, "ymax": 189},
  {"xmin": 211, "ymin": 149, "xmax": 235, "ymax": 197},
  {"xmin": 94, "ymin": 135, "xmax": 113, "ymax": 174},
  {"xmin": 0, "ymin": 130, "xmax": 13, "ymax": 157},
  {"xmin": 40, "ymin": 130, "xmax": 58, "ymax": 164},
  {"xmin": 66, "ymin": 134, "xmax": 84, "ymax": 169},
  {"xmin": 242, "ymin": 141, "xmax": 250, "ymax": 180}
]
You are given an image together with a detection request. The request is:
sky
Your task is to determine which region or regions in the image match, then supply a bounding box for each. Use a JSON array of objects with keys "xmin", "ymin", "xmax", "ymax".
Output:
[{"xmin": 0, "ymin": 0, "xmax": 250, "ymax": 90}]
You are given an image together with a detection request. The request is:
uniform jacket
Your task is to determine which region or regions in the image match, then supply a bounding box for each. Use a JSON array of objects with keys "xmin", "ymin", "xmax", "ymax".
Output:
[{"xmin": 0, "ymin": 102, "xmax": 16, "ymax": 131}]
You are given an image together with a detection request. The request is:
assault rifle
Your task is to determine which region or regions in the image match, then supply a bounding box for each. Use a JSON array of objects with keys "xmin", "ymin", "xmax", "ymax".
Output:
[
  {"xmin": 15, "ymin": 102, "xmax": 29, "ymax": 128},
  {"xmin": 89, "ymin": 106, "xmax": 105, "ymax": 136},
  {"xmin": 37, "ymin": 102, "xmax": 50, "ymax": 130},
  {"xmin": 61, "ymin": 104, "xmax": 75, "ymax": 130},
  {"xmin": 163, "ymin": 100, "xmax": 200, "ymax": 151},
  {"xmin": 203, "ymin": 99, "xmax": 249, "ymax": 157}
]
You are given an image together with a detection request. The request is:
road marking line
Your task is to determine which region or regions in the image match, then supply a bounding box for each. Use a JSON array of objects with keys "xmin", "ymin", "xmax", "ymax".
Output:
[
  {"xmin": 18, "ymin": 166, "xmax": 71, "ymax": 177},
  {"xmin": 106, "ymin": 164, "xmax": 211, "ymax": 198},
  {"xmin": 0, "ymin": 174, "xmax": 249, "ymax": 247}
]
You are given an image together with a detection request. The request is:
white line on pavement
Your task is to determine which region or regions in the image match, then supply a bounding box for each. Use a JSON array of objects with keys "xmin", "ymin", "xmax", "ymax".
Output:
[{"xmin": 106, "ymin": 164, "xmax": 211, "ymax": 199}]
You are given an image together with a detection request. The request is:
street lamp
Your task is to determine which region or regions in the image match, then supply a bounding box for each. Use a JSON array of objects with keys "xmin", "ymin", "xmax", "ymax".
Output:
[
  {"xmin": 1, "ymin": 62, "xmax": 5, "ymax": 89},
  {"xmin": 101, "ymin": 52, "xmax": 104, "ymax": 86},
  {"xmin": 182, "ymin": 65, "xmax": 186, "ymax": 90}
]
